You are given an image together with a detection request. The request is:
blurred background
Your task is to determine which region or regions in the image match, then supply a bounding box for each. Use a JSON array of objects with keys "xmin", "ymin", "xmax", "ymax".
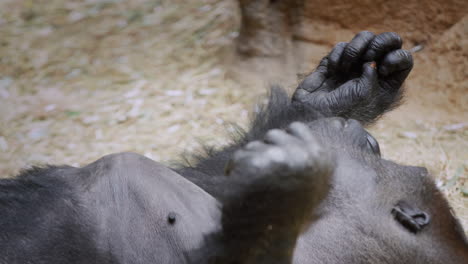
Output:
[{"xmin": 0, "ymin": 0, "xmax": 466, "ymax": 231}]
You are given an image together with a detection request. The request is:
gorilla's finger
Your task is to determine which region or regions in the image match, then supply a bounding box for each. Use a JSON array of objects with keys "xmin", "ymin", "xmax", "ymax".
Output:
[
  {"xmin": 298, "ymin": 57, "xmax": 329, "ymax": 92},
  {"xmin": 326, "ymin": 62, "xmax": 377, "ymax": 109},
  {"xmin": 232, "ymin": 147, "xmax": 267, "ymax": 165},
  {"xmin": 379, "ymin": 49, "xmax": 413, "ymax": 76},
  {"xmin": 226, "ymin": 146, "xmax": 262, "ymax": 175},
  {"xmin": 339, "ymin": 31, "xmax": 375, "ymax": 73},
  {"xmin": 244, "ymin": 141, "xmax": 266, "ymax": 150},
  {"xmin": 363, "ymin": 32, "xmax": 402, "ymax": 62},
  {"xmin": 358, "ymin": 62, "xmax": 378, "ymax": 92},
  {"xmin": 379, "ymin": 49, "xmax": 413, "ymax": 91},
  {"xmin": 328, "ymin": 42, "xmax": 347, "ymax": 74},
  {"xmin": 287, "ymin": 122, "xmax": 316, "ymax": 144},
  {"xmin": 264, "ymin": 129, "xmax": 296, "ymax": 146}
]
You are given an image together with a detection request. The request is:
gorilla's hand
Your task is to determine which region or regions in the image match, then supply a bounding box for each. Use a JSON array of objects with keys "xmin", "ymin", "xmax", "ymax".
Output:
[
  {"xmin": 226, "ymin": 122, "xmax": 332, "ymax": 182},
  {"xmin": 292, "ymin": 31, "xmax": 413, "ymax": 125},
  {"xmin": 224, "ymin": 122, "xmax": 333, "ymax": 220},
  {"xmin": 220, "ymin": 122, "xmax": 333, "ymax": 263},
  {"xmin": 224, "ymin": 122, "xmax": 333, "ymax": 228}
]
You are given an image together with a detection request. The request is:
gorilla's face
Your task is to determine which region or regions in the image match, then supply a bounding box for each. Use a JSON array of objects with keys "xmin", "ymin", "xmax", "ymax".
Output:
[{"xmin": 299, "ymin": 118, "xmax": 468, "ymax": 263}]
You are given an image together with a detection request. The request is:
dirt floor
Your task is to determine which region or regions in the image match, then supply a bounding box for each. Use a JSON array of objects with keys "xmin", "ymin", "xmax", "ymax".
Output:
[{"xmin": 0, "ymin": 0, "xmax": 467, "ymax": 233}]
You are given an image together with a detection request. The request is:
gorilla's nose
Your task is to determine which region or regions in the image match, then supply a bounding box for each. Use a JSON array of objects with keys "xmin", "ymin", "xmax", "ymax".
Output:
[
  {"xmin": 345, "ymin": 119, "xmax": 364, "ymax": 129},
  {"xmin": 329, "ymin": 118, "xmax": 365, "ymax": 133},
  {"xmin": 329, "ymin": 117, "xmax": 347, "ymax": 128}
]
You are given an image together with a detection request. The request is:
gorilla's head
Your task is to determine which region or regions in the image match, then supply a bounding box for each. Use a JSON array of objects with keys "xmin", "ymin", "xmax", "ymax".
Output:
[{"xmin": 295, "ymin": 117, "xmax": 468, "ymax": 263}]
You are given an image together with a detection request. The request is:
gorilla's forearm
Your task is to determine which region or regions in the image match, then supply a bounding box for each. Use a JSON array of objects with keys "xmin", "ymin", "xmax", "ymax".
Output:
[
  {"xmin": 175, "ymin": 32, "xmax": 413, "ymax": 198},
  {"xmin": 188, "ymin": 122, "xmax": 333, "ymax": 264}
]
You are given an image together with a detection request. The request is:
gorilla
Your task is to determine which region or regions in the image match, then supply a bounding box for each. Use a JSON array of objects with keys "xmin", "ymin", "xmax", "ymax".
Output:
[{"xmin": 1, "ymin": 32, "xmax": 467, "ymax": 264}]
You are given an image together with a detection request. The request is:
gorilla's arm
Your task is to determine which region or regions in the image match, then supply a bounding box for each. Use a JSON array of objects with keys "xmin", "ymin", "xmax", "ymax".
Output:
[
  {"xmin": 175, "ymin": 32, "xmax": 413, "ymax": 198},
  {"xmin": 189, "ymin": 123, "xmax": 333, "ymax": 264}
]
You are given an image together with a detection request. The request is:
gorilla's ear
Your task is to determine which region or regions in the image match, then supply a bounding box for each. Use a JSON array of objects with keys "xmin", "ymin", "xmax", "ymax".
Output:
[{"xmin": 391, "ymin": 200, "xmax": 430, "ymax": 233}]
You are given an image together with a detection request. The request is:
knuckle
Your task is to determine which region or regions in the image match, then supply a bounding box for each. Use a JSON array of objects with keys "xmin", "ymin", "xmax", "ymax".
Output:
[
  {"xmin": 250, "ymin": 156, "xmax": 264, "ymax": 169},
  {"xmin": 368, "ymin": 40, "xmax": 381, "ymax": 51},
  {"xmin": 244, "ymin": 141, "xmax": 262, "ymax": 150},
  {"xmin": 383, "ymin": 32, "xmax": 402, "ymax": 45},
  {"xmin": 289, "ymin": 122, "xmax": 309, "ymax": 135},
  {"xmin": 357, "ymin": 30, "xmax": 375, "ymax": 39},
  {"xmin": 388, "ymin": 31, "xmax": 401, "ymax": 40},
  {"xmin": 358, "ymin": 30, "xmax": 373, "ymax": 35},
  {"xmin": 289, "ymin": 121, "xmax": 305, "ymax": 129},
  {"xmin": 399, "ymin": 49, "xmax": 413, "ymax": 60},
  {"xmin": 265, "ymin": 146, "xmax": 287, "ymax": 163},
  {"xmin": 319, "ymin": 56, "xmax": 329, "ymax": 67},
  {"xmin": 344, "ymin": 46, "xmax": 360, "ymax": 58},
  {"xmin": 265, "ymin": 129, "xmax": 282, "ymax": 138},
  {"xmin": 292, "ymin": 88, "xmax": 310, "ymax": 103},
  {"xmin": 335, "ymin": 42, "xmax": 347, "ymax": 48}
]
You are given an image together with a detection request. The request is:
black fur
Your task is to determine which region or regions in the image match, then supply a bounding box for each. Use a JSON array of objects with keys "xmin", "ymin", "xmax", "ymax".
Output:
[
  {"xmin": 0, "ymin": 166, "xmax": 113, "ymax": 263},
  {"xmin": 1, "ymin": 31, "xmax": 466, "ymax": 264}
]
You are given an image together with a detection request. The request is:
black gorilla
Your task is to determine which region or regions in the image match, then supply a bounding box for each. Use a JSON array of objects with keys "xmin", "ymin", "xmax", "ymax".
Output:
[{"xmin": 1, "ymin": 32, "xmax": 467, "ymax": 264}]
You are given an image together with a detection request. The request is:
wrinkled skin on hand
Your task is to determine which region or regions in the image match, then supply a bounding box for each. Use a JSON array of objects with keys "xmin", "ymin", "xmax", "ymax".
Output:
[{"xmin": 292, "ymin": 31, "xmax": 413, "ymax": 125}]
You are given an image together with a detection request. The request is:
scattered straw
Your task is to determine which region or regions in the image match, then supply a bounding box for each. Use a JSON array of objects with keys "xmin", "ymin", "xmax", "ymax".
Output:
[{"xmin": 0, "ymin": 0, "xmax": 466, "ymax": 234}]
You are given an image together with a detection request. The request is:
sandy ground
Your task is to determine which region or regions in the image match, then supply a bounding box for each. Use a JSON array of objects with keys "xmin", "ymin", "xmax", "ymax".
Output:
[{"xmin": 0, "ymin": 0, "xmax": 466, "ymax": 233}]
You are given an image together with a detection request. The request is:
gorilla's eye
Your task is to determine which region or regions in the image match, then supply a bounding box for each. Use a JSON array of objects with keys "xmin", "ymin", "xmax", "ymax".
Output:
[{"xmin": 366, "ymin": 133, "xmax": 381, "ymax": 157}]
